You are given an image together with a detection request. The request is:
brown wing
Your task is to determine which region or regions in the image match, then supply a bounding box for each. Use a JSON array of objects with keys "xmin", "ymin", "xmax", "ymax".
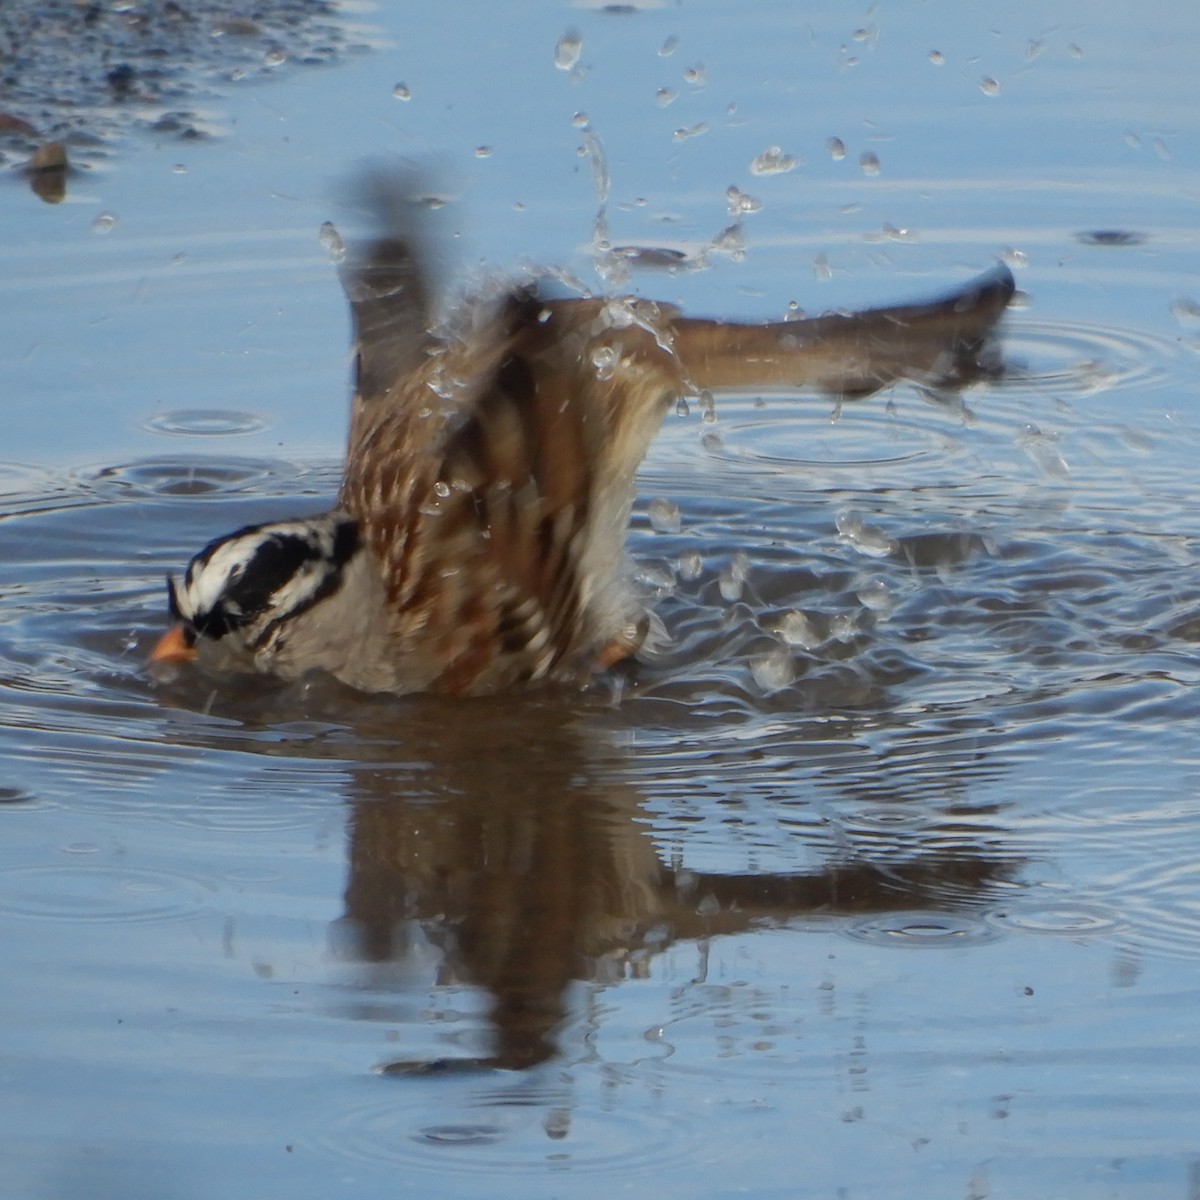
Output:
[
  {"xmin": 339, "ymin": 281, "xmax": 685, "ymax": 695},
  {"xmin": 336, "ymin": 182, "xmax": 1014, "ymax": 695},
  {"xmin": 669, "ymin": 262, "xmax": 1015, "ymax": 396}
]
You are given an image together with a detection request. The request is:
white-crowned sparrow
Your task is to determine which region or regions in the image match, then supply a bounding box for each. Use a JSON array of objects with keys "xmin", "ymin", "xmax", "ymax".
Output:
[{"xmin": 151, "ymin": 187, "xmax": 1014, "ymax": 696}]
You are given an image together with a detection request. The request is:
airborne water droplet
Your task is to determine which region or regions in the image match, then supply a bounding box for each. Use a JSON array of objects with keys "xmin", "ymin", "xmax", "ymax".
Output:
[
  {"xmin": 836, "ymin": 512, "xmax": 897, "ymax": 558},
  {"xmin": 718, "ymin": 551, "xmax": 749, "ymax": 601},
  {"xmin": 655, "ymin": 87, "xmax": 678, "ymax": 107},
  {"xmin": 750, "ymin": 145, "xmax": 799, "ymax": 176},
  {"xmin": 92, "ymin": 212, "xmax": 118, "ymax": 233},
  {"xmin": 673, "ymin": 122, "xmax": 709, "ymax": 142},
  {"xmin": 826, "ymin": 136, "xmax": 846, "ymax": 161},
  {"xmin": 773, "ymin": 610, "xmax": 821, "ymax": 650},
  {"xmin": 659, "ymin": 35, "xmax": 679, "ymax": 57},
  {"xmin": 856, "ymin": 579, "xmax": 892, "ymax": 612},
  {"xmin": 682, "ymin": 63, "xmax": 707, "ymax": 86},
  {"xmin": 318, "ymin": 220, "xmax": 345, "ymax": 262},
  {"xmin": 725, "ymin": 184, "xmax": 763, "ymax": 215},
  {"xmin": 980, "ymin": 76, "xmax": 1000, "ymax": 96},
  {"xmin": 928, "ymin": 49, "xmax": 945, "ymax": 65},
  {"xmin": 590, "ymin": 344, "xmax": 618, "ymax": 380},
  {"xmin": 678, "ymin": 551, "xmax": 702, "ymax": 581},
  {"xmin": 555, "ymin": 29, "xmax": 583, "ymax": 72},
  {"xmin": 859, "ymin": 151, "xmax": 881, "ymax": 176},
  {"xmin": 751, "ymin": 647, "xmax": 797, "ymax": 694},
  {"xmin": 647, "ymin": 498, "xmax": 682, "ymax": 534},
  {"xmin": 392, "ymin": 82, "xmax": 411, "ymax": 100}
]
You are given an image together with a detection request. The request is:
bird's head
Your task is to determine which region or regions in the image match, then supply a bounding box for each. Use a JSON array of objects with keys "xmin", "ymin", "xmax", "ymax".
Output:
[{"xmin": 151, "ymin": 515, "xmax": 361, "ymax": 671}]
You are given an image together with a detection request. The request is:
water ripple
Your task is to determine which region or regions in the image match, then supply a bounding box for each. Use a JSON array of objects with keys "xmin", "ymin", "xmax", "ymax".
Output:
[
  {"xmin": 312, "ymin": 1088, "xmax": 710, "ymax": 1179},
  {"xmin": 143, "ymin": 409, "xmax": 270, "ymax": 437},
  {"xmin": 0, "ymin": 863, "xmax": 214, "ymax": 923},
  {"xmin": 841, "ymin": 910, "xmax": 1001, "ymax": 948}
]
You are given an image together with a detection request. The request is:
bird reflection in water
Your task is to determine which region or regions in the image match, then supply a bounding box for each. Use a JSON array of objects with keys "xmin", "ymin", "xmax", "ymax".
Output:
[{"xmin": 334, "ymin": 701, "xmax": 1016, "ymax": 1073}]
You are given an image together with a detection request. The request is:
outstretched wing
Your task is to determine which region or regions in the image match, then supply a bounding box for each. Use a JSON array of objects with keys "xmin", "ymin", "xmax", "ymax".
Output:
[
  {"xmin": 335, "ymin": 174, "xmax": 1015, "ymax": 694},
  {"xmin": 669, "ymin": 262, "xmax": 1015, "ymax": 396}
]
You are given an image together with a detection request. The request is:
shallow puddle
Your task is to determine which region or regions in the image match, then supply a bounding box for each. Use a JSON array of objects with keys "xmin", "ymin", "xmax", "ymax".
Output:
[{"xmin": 5, "ymin": 2, "xmax": 1200, "ymax": 1198}]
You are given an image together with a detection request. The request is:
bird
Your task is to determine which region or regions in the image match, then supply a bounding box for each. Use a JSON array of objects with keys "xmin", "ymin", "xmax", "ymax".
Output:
[{"xmin": 150, "ymin": 178, "xmax": 1015, "ymax": 697}]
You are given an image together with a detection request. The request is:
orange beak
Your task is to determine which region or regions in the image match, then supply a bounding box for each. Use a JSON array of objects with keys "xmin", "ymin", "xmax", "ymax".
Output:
[{"xmin": 149, "ymin": 624, "xmax": 197, "ymax": 665}]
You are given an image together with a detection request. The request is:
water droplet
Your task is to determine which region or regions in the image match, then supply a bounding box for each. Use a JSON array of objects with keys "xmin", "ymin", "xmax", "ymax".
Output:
[
  {"xmin": 171, "ymin": 163, "xmax": 187, "ymax": 174},
  {"xmin": 812, "ymin": 253, "xmax": 832, "ymax": 282},
  {"xmin": 725, "ymin": 184, "xmax": 763, "ymax": 216},
  {"xmin": 636, "ymin": 562, "xmax": 676, "ymax": 594},
  {"xmin": 706, "ymin": 224, "xmax": 743, "ymax": 264},
  {"xmin": 980, "ymin": 76, "xmax": 1000, "ymax": 96},
  {"xmin": 683, "ymin": 63, "xmax": 707, "ymax": 86},
  {"xmin": 826, "ymin": 136, "xmax": 846, "ymax": 161},
  {"xmin": 859, "ymin": 151, "xmax": 881, "ymax": 176},
  {"xmin": 544, "ymin": 1109, "xmax": 571, "ymax": 1140},
  {"xmin": 1001, "ymin": 246, "xmax": 1028, "ymax": 267},
  {"xmin": 836, "ymin": 511, "xmax": 897, "ymax": 558},
  {"xmin": 675, "ymin": 396, "xmax": 690, "ymax": 417},
  {"xmin": 571, "ymin": 110, "xmax": 590, "ymax": 128},
  {"xmin": 699, "ymin": 389, "xmax": 717, "ymax": 424},
  {"xmin": 1067, "ymin": 42, "xmax": 1084, "ymax": 59},
  {"xmin": 318, "ymin": 220, "xmax": 345, "ymax": 262},
  {"xmin": 1017, "ymin": 424, "xmax": 1069, "ymax": 478},
  {"xmin": 264, "ymin": 46, "xmax": 286, "ymax": 66},
  {"xmin": 392, "ymin": 82, "xmax": 411, "ymax": 101},
  {"xmin": 655, "ymin": 87, "xmax": 677, "ymax": 107},
  {"xmin": 678, "ymin": 551, "xmax": 702, "ymax": 581},
  {"xmin": 659, "ymin": 35, "xmax": 679, "ymax": 56},
  {"xmin": 928, "ymin": 49, "xmax": 944, "ymax": 65},
  {"xmin": 647, "ymin": 498, "xmax": 682, "ymax": 534},
  {"xmin": 696, "ymin": 892, "xmax": 721, "ymax": 917},
  {"xmin": 718, "ymin": 550, "xmax": 749, "ymax": 601},
  {"xmin": 1124, "ymin": 130, "xmax": 1142, "ymax": 149},
  {"xmin": 433, "ymin": 480, "xmax": 451, "ymax": 499},
  {"xmin": 751, "ymin": 648, "xmax": 796, "ymax": 693},
  {"xmin": 700, "ymin": 431, "xmax": 723, "ymax": 453},
  {"xmin": 773, "ymin": 610, "xmax": 821, "ymax": 649},
  {"xmin": 612, "ymin": 245, "xmax": 687, "ymax": 268},
  {"xmin": 555, "ymin": 29, "xmax": 583, "ymax": 72},
  {"xmin": 750, "ymin": 145, "xmax": 799, "ymax": 176},
  {"xmin": 673, "ymin": 122, "xmax": 709, "ymax": 142},
  {"xmin": 856, "ymin": 579, "xmax": 892, "ymax": 612},
  {"xmin": 474, "ymin": 145, "xmax": 492, "ymax": 158},
  {"xmin": 92, "ymin": 212, "xmax": 117, "ymax": 234},
  {"xmin": 830, "ymin": 613, "xmax": 856, "ymax": 641},
  {"xmin": 590, "ymin": 344, "xmax": 618, "ymax": 379}
]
